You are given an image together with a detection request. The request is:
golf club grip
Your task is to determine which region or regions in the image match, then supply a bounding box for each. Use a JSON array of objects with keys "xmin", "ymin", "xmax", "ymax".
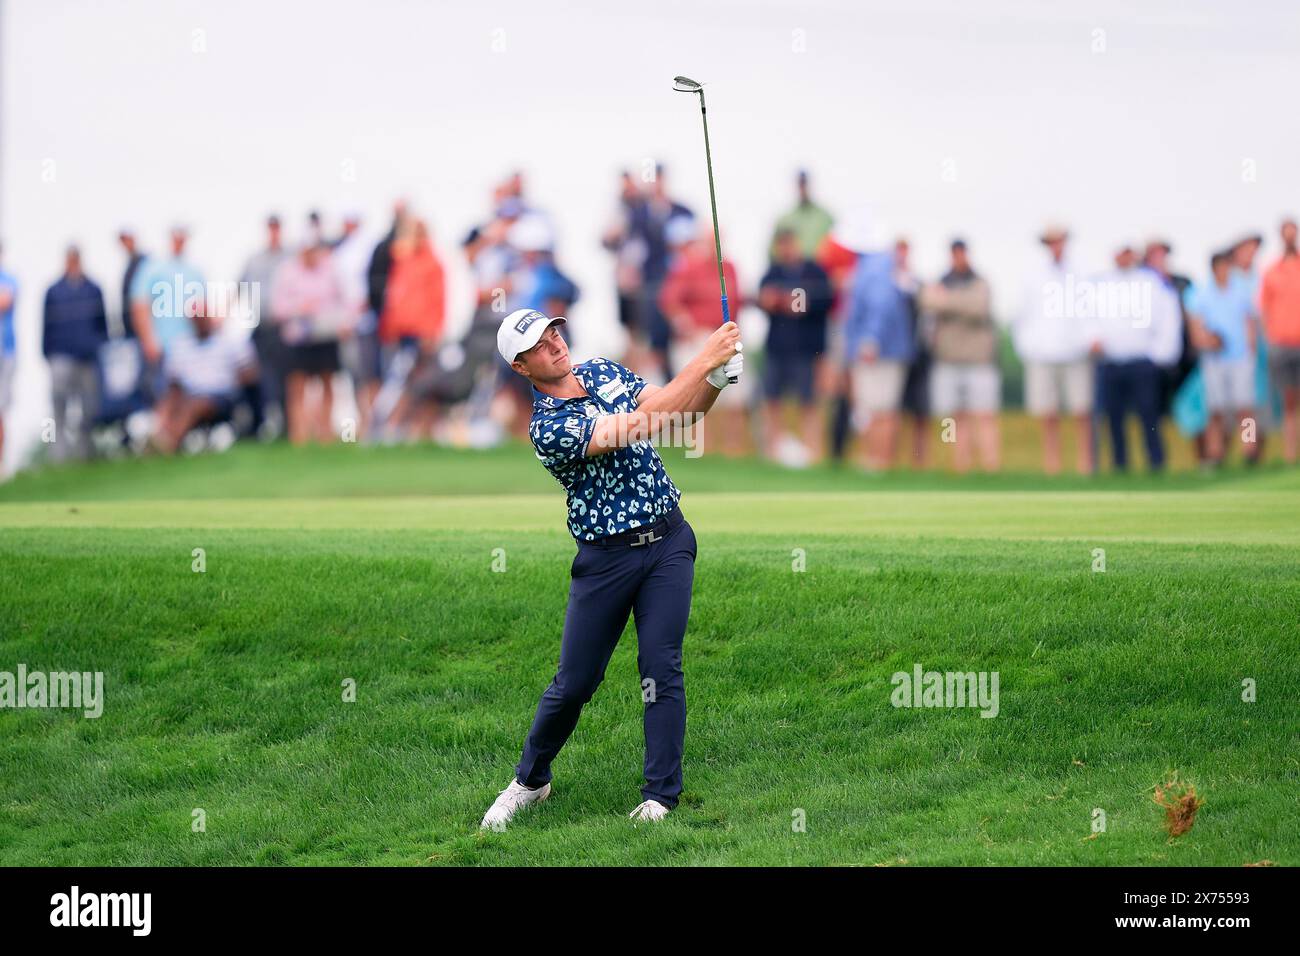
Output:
[{"xmin": 720, "ymin": 294, "xmax": 738, "ymax": 383}]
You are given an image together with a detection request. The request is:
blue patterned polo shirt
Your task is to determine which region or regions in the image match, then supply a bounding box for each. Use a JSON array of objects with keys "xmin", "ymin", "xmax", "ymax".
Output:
[{"xmin": 529, "ymin": 357, "xmax": 682, "ymax": 541}]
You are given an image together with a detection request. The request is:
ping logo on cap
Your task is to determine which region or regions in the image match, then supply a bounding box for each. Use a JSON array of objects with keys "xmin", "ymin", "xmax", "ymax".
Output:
[{"xmin": 514, "ymin": 310, "xmax": 546, "ymax": 334}]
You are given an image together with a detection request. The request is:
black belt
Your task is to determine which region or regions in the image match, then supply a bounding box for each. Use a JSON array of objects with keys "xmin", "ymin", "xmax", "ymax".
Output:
[{"xmin": 581, "ymin": 507, "xmax": 684, "ymax": 549}]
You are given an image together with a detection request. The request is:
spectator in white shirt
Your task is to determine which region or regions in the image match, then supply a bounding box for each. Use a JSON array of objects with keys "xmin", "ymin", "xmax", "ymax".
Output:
[
  {"xmin": 150, "ymin": 305, "xmax": 258, "ymax": 454},
  {"xmin": 1087, "ymin": 244, "xmax": 1182, "ymax": 471},
  {"xmin": 1013, "ymin": 225, "xmax": 1094, "ymax": 474}
]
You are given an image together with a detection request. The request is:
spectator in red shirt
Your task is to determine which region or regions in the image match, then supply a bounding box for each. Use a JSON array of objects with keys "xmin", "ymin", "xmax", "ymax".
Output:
[
  {"xmin": 1260, "ymin": 217, "xmax": 1300, "ymax": 462},
  {"xmin": 381, "ymin": 218, "xmax": 445, "ymax": 356},
  {"xmin": 659, "ymin": 222, "xmax": 746, "ymax": 455}
]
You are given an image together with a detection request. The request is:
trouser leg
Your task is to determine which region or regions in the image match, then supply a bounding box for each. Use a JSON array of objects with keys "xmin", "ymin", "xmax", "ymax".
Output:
[
  {"xmin": 1100, "ymin": 362, "xmax": 1128, "ymax": 471},
  {"xmin": 75, "ymin": 360, "xmax": 100, "ymax": 458},
  {"xmin": 632, "ymin": 520, "xmax": 696, "ymax": 808},
  {"xmin": 515, "ymin": 545, "xmax": 641, "ymax": 789},
  {"xmin": 49, "ymin": 357, "xmax": 72, "ymax": 463},
  {"xmin": 1135, "ymin": 360, "xmax": 1164, "ymax": 470}
]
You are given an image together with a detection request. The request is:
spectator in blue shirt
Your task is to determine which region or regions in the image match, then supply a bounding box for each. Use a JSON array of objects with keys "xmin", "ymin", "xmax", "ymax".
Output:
[
  {"xmin": 758, "ymin": 227, "xmax": 833, "ymax": 463},
  {"xmin": 1183, "ymin": 251, "xmax": 1259, "ymax": 465},
  {"xmin": 844, "ymin": 247, "xmax": 917, "ymax": 469},
  {"xmin": 496, "ymin": 215, "xmax": 581, "ymax": 437},
  {"xmin": 130, "ymin": 226, "xmax": 205, "ymax": 369},
  {"xmin": 43, "ymin": 246, "xmax": 107, "ymax": 462}
]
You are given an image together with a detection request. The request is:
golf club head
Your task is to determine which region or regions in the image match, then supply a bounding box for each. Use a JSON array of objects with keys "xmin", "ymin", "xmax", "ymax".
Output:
[{"xmin": 672, "ymin": 75, "xmax": 703, "ymax": 94}]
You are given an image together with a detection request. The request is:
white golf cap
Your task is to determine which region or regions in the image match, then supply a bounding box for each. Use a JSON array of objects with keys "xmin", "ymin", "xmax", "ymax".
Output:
[{"xmin": 497, "ymin": 308, "xmax": 566, "ymax": 363}]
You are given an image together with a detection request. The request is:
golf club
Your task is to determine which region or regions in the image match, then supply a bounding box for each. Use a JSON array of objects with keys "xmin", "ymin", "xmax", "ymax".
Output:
[{"xmin": 672, "ymin": 74, "xmax": 737, "ymax": 383}]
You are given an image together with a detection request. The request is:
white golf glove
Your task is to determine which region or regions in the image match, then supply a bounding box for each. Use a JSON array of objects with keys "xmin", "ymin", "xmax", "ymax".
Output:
[{"xmin": 707, "ymin": 344, "xmax": 744, "ymax": 389}]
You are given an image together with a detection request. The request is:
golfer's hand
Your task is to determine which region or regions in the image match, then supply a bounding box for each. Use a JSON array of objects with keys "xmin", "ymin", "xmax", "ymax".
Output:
[
  {"xmin": 702, "ymin": 321, "xmax": 741, "ymax": 369},
  {"xmin": 707, "ymin": 347, "xmax": 744, "ymax": 389}
]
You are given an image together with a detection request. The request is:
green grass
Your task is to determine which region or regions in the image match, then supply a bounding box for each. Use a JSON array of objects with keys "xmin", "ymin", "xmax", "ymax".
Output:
[{"xmin": 1, "ymin": 442, "xmax": 1297, "ymax": 865}]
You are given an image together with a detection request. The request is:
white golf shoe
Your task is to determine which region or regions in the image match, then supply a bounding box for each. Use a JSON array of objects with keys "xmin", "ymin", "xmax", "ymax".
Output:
[
  {"xmin": 628, "ymin": 799, "xmax": 671, "ymax": 824},
  {"xmin": 480, "ymin": 779, "xmax": 550, "ymax": 831}
]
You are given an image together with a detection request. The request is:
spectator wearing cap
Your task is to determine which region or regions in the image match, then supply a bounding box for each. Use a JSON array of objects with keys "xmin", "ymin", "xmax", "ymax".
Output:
[
  {"xmin": 1087, "ymin": 244, "xmax": 1182, "ymax": 472},
  {"xmin": 769, "ymin": 170, "xmax": 834, "ymax": 261},
  {"xmin": 844, "ymin": 238, "xmax": 917, "ymax": 471},
  {"xmin": 150, "ymin": 303, "xmax": 258, "ymax": 454},
  {"xmin": 1012, "ymin": 225, "xmax": 1095, "ymax": 475},
  {"xmin": 492, "ymin": 214, "xmax": 579, "ymax": 437},
  {"xmin": 1259, "ymin": 218, "xmax": 1300, "ymax": 462},
  {"xmin": 509, "ymin": 215, "xmax": 579, "ymax": 322},
  {"xmin": 659, "ymin": 222, "xmax": 746, "ymax": 455},
  {"xmin": 130, "ymin": 226, "xmax": 205, "ymax": 370},
  {"xmin": 1183, "ymin": 251, "xmax": 1259, "ymax": 465},
  {"xmin": 758, "ymin": 226, "xmax": 833, "ymax": 463},
  {"xmin": 920, "ymin": 239, "xmax": 1000, "ymax": 472},
  {"xmin": 0, "ymin": 243, "xmax": 18, "ymax": 467},
  {"xmin": 239, "ymin": 214, "xmax": 290, "ymax": 436},
  {"xmin": 627, "ymin": 164, "xmax": 693, "ymax": 381},
  {"xmin": 129, "ymin": 226, "xmax": 203, "ymax": 427},
  {"xmin": 43, "ymin": 245, "xmax": 107, "ymax": 462},
  {"xmin": 271, "ymin": 239, "xmax": 349, "ymax": 445}
]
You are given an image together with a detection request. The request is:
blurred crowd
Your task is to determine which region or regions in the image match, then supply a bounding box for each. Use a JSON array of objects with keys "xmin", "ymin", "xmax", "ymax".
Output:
[{"xmin": 1, "ymin": 167, "xmax": 1299, "ymax": 476}]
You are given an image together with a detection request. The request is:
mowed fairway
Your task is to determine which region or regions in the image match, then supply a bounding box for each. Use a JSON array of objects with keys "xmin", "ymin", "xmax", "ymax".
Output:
[{"xmin": 1, "ymin": 443, "xmax": 1297, "ymax": 866}]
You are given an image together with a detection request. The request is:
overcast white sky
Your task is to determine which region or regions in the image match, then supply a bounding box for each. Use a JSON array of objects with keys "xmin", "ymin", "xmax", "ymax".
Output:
[{"xmin": 3, "ymin": 0, "xmax": 1299, "ymax": 467}]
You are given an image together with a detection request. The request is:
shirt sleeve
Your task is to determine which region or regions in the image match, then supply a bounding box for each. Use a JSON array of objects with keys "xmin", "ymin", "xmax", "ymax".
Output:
[
  {"xmin": 129, "ymin": 263, "xmax": 153, "ymax": 305},
  {"xmin": 617, "ymin": 361, "xmax": 649, "ymax": 403},
  {"xmin": 530, "ymin": 407, "xmax": 596, "ymax": 471}
]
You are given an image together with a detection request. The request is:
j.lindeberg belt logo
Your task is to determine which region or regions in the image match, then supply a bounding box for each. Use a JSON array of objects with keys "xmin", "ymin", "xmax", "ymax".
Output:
[{"xmin": 632, "ymin": 530, "xmax": 662, "ymax": 546}]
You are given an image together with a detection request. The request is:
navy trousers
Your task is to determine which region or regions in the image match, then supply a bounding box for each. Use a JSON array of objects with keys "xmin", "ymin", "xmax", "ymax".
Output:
[
  {"xmin": 516, "ymin": 508, "xmax": 696, "ymax": 809},
  {"xmin": 1097, "ymin": 358, "xmax": 1165, "ymax": 471}
]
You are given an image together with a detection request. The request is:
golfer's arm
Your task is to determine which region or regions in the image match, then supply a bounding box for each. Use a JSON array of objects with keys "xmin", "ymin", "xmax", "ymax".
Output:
[
  {"xmin": 585, "ymin": 358, "xmax": 720, "ymax": 457},
  {"xmin": 639, "ymin": 353, "xmax": 723, "ymax": 416}
]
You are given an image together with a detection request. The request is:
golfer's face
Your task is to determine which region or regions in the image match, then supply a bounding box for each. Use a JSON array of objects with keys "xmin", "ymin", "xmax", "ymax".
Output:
[{"xmin": 520, "ymin": 324, "xmax": 569, "ymax": 379}]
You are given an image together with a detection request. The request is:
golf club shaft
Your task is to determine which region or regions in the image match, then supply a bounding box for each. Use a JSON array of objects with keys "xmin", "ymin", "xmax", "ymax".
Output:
[{"xmin": 696, "ymin": 89, "xmax": 737, "ymax": 383}]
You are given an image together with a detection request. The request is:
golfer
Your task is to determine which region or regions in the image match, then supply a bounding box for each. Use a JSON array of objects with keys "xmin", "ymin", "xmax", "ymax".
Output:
[{"xmin": 481, "ymin": 307, "xmax": 743, "ymax": 827}]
